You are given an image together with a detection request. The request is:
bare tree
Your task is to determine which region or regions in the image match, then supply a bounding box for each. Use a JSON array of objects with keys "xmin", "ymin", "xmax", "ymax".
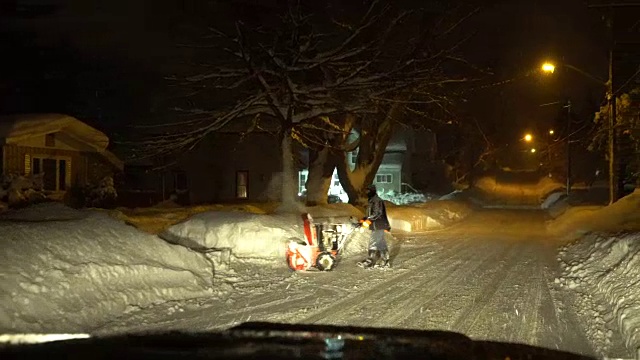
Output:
[{"xmin": 136, "ymin": 0, "xmax": 478, "ymax": 207}]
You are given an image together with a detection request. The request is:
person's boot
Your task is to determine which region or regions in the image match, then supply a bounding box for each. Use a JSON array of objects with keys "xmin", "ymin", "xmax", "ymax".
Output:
[
  {"xmin": 357, "ymin": 250, "xmax": 376, "ymax": 268},
  {"xmin": 379, "ymin": 250, "xmax": 391, "ymax": 268}
]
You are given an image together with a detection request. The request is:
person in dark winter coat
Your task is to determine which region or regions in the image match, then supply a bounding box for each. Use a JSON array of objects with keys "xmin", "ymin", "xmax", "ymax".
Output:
[{"xmin": 357, "ymin": 184, "xmax": 391, "ymax": 268}]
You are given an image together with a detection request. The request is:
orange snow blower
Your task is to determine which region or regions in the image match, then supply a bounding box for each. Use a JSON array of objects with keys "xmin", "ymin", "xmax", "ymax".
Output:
[{"xmin": 285, "ymin": 213, "xmax": 363, "ymax": 271}]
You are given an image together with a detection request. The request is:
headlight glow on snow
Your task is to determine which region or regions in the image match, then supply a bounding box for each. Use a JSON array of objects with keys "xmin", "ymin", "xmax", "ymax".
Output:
[{"xmin": 0, "ymin": 333, "xmax": 90, "ymax": 345}]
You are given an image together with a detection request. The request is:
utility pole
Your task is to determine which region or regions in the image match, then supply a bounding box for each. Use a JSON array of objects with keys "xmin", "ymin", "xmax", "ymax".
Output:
[
  {"xmin": 607, "ymin": 52, "xmax": 617, "ymax": 203},
  {"xmin": 607, "ymin": 9, "xmax": 618, "ymax": 204},
  {"xmin": 566, "ymin": 100, "xmax": 572, "ymax": 196},
  {"xmin": 588, "ymin": 1, "xmax": 640, "ymax": 203}
]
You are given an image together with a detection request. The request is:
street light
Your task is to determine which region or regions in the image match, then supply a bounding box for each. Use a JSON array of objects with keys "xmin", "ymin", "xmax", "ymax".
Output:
[
  {"xmin": 541, "ymin": 62, "xmax": 556, "ymax": 74},
  {"xmin": 531, "ymin": 148, "xmax": 536, "ymax": 153},
  {"xmin": 524, "ymin": 133, "xmax": 533, "ymax": 142},
  {"xmin": 539, "ymin": 60, "xmax": 617, "ymax": 202},
  {"xmin": 549, "ymin": 129, "xmax": 554, "ymax": 135}
]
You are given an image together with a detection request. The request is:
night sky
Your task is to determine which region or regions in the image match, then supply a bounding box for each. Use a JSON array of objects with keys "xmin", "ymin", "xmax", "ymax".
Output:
[{"xmin": 0, "ymin": 0, "xmax": 634, "ymax": 149}]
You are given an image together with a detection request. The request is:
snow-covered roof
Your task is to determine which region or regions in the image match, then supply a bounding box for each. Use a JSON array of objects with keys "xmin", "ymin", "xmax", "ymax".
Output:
[{"xmin": 0, "ymin": 113, "xmax": 123, "ymax": 170}]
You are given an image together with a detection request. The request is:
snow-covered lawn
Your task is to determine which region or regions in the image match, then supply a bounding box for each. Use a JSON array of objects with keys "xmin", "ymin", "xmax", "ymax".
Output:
[
  {"xmin": 557, "ymin": 233, "xmax": 640, "ymax": 356},
  {"xmin": 0, "ymin": 204, "xmax": 215, "ymax": 334},
  {"xmin": 111, "ymin": 201, "xmax": 278, "ymax": 234}
]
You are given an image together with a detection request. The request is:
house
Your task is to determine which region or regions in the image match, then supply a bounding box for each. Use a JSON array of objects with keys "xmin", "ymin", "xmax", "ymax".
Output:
[
  {"xmin": 298, "ymin": 129, "xmax": 410, "ymax": 202},
  {"xmin": 0, "ymin": 113, "xmax": 123, "ymax": 196},
  {"xmin": 122, "ymin": 130, "xmax": 282, "ymax": 205}
]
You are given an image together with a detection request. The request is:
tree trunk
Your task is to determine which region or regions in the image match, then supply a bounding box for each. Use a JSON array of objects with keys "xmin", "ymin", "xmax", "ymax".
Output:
[
  {"xmin": 337, "ymin": 107, "xmax": 398, "ymax": 206},
  {"xmin": 278, "ymin": 131, "xmax": 299, "ymax": 212},
  {"xmin": 305, "ymin": 147, "xmax": 338, "ymax": 206}
]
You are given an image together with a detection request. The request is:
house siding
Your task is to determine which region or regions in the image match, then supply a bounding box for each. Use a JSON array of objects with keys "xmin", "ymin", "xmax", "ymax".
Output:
[{"xmin": 142, "ymin": 132, "xmax": 283, "ymax": 204}]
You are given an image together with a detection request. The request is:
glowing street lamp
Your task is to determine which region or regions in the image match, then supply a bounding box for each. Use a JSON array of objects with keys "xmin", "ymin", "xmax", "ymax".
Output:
[
  {"xmin": 549, "ymin": 129, "xmax": 554, "ymax": 135},
  {"xmin": 524, "ymin": 133, "xmax": 533, "ymax": 142},
  {"xmin": 530, "ymin": 148, "xmax": 536, "ymax": 153},
  {"xmin": 541, "ymin": 62, "xmax": 556, "ymax": 74}
]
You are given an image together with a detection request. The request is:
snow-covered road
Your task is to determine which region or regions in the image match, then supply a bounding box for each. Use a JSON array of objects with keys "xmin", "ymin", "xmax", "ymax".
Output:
[{"xmin": 95, "ymin": 209, "xmax": 595, "ymax": 357}]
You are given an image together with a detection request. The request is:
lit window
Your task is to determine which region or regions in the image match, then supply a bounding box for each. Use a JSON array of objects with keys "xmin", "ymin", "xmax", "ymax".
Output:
[
  {"xmin": 376, "ymin": 174, "xmax": 392, "ymax": 183},
  {"xmin": 236, "ymin": 171, "xmax": 248, "ymax": 199}
]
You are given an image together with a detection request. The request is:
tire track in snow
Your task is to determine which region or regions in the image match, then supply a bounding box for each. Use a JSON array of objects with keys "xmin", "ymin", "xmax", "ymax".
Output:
[
  {"xmin": 201, "ymin": 240, "xmax": 450, "ymax": 324},
  {"xmin": 449, "ymin": 243, "xmax": 523, "ymax": 335},
  {"xmin": 369, "ymin": 241, "xmax": 513, "ymax": 328},
  {"xmin": 525, "ymin": 262, "xmax": 544, "ymax": 344},
  {"xmin": 300, "ymin": 236, "xmax": 487, "ymax": 325},
  {"xmin": 390, "ymin": 242, "xmax": 519, "ymax": 331}
]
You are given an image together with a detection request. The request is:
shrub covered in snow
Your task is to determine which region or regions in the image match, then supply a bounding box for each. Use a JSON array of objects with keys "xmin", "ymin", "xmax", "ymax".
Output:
[
  {"xmin": 85, "ymin": 176, "xmax": 118, "ymax": 208},
  {"xmin": 64, "ymin": 176, "xmax": 118, "ymax": 209},
  {"xmin": 557, "ymin": 233, "xmax": 640, "ymax": 355},
  {"xmin": 378, "ymin": 190, "xmax": 431, "ymax": 205},
  {"xmin": 0, "ymin": 204, "xmax": 214, "ymax": 333},
  {"xmin": 0, "ymin": 173, "xmax": 47, "ymax": 208}
]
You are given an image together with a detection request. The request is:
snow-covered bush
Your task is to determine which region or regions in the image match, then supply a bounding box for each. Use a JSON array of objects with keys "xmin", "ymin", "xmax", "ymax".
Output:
[
  {"xmin": 0, "ymin": 173, "xmax": 46, "ymax": 208},
  {"xmin": 66, "ymin": 176, "xmax": 118, "ymax": 209},
  {"xmin": 85, "ymin": 176, "xmax": 117, "ymax": 208},
  {"xmin": 378, "ymin": 190, "xmax": 430, "ymax": 205}
]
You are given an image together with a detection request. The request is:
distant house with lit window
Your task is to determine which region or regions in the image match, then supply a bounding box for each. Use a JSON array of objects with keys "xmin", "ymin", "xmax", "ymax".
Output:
[
  {"xmin": 122, "ymin": 124, "xmax": 438, "ymax": 206},
  {"xmin": 0, "ymin": 113, "xmax": 123, "ymax": 197},
  {"xmin": 298, "ymin": 128, "xmax": 413, "ymax": 202}
]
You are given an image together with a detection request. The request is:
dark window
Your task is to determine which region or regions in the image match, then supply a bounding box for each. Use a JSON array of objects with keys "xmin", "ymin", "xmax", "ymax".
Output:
[
  {"xmin": 45, "ymin": 133, "xmax": 55, "ymax": 147},
  {"xmin": 58, "ymin": 159, "xmax": 66, "ymax": 190},
  {"xmin": 236, "ymin": 171, "xmax": 248, "ymax": 199},
  {"xmin": 32, "ymin": 157, "xmax": 41, "ymax": 174},
  {"xmin": 174, "ymin": 171, "xmax": 188, "ymax": 191}
]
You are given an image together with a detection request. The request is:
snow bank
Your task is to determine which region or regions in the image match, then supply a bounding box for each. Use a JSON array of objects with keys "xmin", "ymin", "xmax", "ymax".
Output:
[
  {"xmin": 473, "ymin": 176, "xmax": 564, "ymax": 206},
  {"xmin": 113, "ymin": 202, "xmax": 276, "ymax": 234},
  {"xmin": 161, "ymin": 204, "xmax": 365, "ymax": 259},
  {"xmin": 0, "ymin": 204, "xmax": 214, "ymax": 333},
  {"xmin": 557, "ymin": 233, "xmax": 640, "ymax": 354},
  {"xmin": 541, "ymin": 191, "xmax": 566, "ymax": 210},
  {"xmin": 386, "ymin": 200, "xmax": 472, "ymax": 232},
  {"xmin": 548, "ymin": 190, "xmax": 640, "ymax": 236},
  {"xmin": 161, "ymin": 211, "xmax": 302, "ymax": 258}
]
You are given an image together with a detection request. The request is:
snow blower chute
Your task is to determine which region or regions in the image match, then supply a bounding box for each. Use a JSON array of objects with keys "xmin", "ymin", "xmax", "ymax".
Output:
[{"xmin": 285, "ymin": 213, "xmax": 364, "ymax": 271}]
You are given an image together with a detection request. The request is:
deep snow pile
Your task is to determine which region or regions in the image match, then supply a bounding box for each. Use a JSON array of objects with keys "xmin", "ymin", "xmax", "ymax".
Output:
[
  {"xmin": 556, "ymin": 233, "xmax": 640, "ymax": 355},
  {"xmin": 548, "ymin": 190, "xmax": 640, "ymax": 236},
  {"xmin": 472, "ymin": 176, "xmax": 564, "ymax": 206},
  {"xmin": 161, "ymin": 203, "xmax": 367, "ymax": 259},
  {"xmin": 386, "ymin": 200, "xmax": 472, "ymax": 232},
  {"xmin": 0, "ymin": 204, "xmax": 214, "ymax": 333}
]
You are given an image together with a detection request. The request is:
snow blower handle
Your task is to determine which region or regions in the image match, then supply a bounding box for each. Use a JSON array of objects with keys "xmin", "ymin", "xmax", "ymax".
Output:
[{"xmin": 360, "ymin": 217, "xmax": 371, "ymax": 225}]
